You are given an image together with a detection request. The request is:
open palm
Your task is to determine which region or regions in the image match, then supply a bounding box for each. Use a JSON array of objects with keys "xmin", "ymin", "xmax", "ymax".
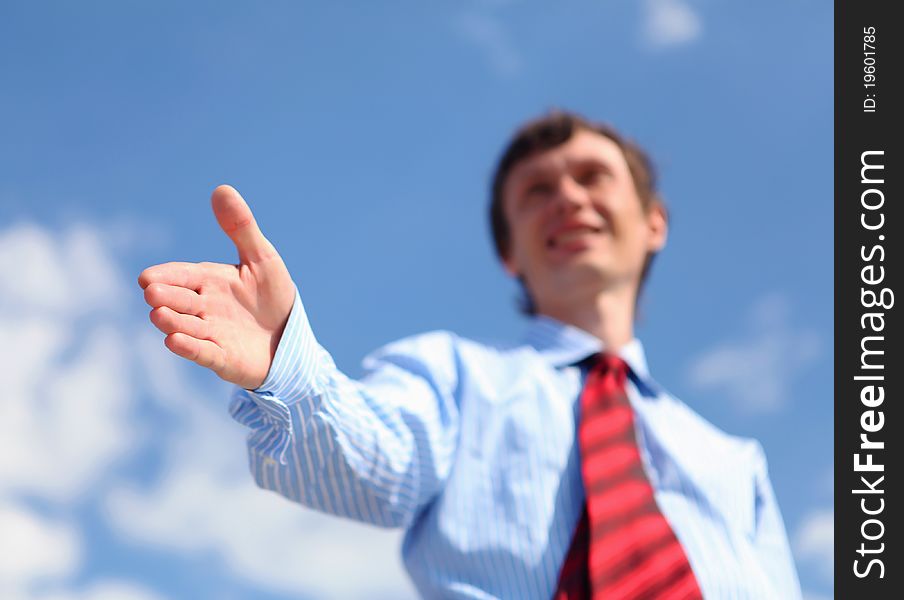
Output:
[{"xmin": 139, "ymin": 185, "xmax": 296, "ymax": 390}]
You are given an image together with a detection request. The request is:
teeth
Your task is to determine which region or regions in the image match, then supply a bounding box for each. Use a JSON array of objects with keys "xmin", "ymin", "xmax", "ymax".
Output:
[
  {"xmin": 553, "ymin": 227, "xmax": 598, "ymax": 245},
  {"xmin": 558, "ymin": 230, "xmax": 590, "ymax": 242}
]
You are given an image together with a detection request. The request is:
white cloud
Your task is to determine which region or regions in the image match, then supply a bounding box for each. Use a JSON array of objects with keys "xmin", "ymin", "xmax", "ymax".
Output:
[
  {"xmin": 107, "ymin": 468, "xmax": 413, "ymax": 599},
  {"xmin": 0, "ymin": 223, "xmax": 125, "ymax": 317},
  {"xmin": 0, "ymin": 501, "xmax": 82, "ymax": 597},
  {"xmin": 642, "ymin": 0, "xmax": 702, "ymax": 48},
  {"xmin": 0, "ymin": 222, "xmax": 153, "ymax": 599},
  {"xmin": 687, "ymin": 292, "xmax": 821, "ymax": 413},
  {"xmin": 0, "ymin": 322, "xmax": 134, "ymax": 501},
  {"xmin": 794, "ymin": 509, "xmax": 833, "ymax": 582},
  {"xmin": 0, "ymin": 220, "xmax": 415, "ymax": 598},
  {"xmin": 455, "ymin": 12, "xmax": 523, "ymax": 77},
  {"xmin": 0, "ymin": 223, "xmax": 135, "ymax": 503},
  {"xmin": 105, "ymin": 329, "xmax": 415, "ymax": 599}
]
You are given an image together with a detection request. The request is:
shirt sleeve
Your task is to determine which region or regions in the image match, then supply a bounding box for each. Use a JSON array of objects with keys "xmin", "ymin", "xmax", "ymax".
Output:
[
  {"xmin": 749, "ymin": 442, "xmax": 803, "ymax": 599},
  {"xmin": 228, "ymin": 286, "xmax": 462, "ymax": 529}
]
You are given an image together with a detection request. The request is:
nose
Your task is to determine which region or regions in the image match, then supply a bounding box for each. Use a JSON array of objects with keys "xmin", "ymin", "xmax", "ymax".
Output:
[{"xmin": 551, "ymin": 174, "xmax": 590, "ymax": 214}]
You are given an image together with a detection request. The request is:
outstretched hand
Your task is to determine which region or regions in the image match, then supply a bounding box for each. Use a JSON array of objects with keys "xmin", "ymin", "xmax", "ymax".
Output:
[{"xmin": 139, "ymin": 185, "xmax": 296, "ymax": 390}]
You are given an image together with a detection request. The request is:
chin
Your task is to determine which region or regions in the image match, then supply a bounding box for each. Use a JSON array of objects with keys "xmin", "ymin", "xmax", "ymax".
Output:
[
  {"xmin": 538, "ymin": 262, "xmax": 611, "ymax": 294},
  {"xmin": 552, "ymin": 255, "xmax": 611, "ymax": 275}
]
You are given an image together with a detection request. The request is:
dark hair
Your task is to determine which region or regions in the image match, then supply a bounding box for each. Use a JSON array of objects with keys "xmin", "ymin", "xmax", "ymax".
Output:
[{"xmin": 489, "ymin": 110, "xmax": 667, "ymax": 315}]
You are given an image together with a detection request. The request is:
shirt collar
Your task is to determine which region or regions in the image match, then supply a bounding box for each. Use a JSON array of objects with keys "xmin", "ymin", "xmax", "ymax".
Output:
[{"xmin": 522, "ymin": 314, "xmax": 652, "ymax": 380}]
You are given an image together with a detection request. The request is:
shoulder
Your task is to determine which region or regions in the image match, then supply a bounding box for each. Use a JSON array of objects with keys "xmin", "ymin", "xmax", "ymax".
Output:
[{"xmin": 647, "ymin": 380, "xmax": 766, "ymax": 470}]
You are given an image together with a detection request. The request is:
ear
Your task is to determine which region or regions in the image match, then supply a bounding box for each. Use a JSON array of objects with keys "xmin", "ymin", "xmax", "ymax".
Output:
[{"xmin": 645, "ymin": 201, "xmax": 669, "ymax": 253}]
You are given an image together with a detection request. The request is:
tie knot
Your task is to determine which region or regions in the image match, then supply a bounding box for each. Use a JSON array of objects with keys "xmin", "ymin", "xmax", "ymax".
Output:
[{"xmin": 593, "ymin": 352, "xmax": 629, "ymax": 384}]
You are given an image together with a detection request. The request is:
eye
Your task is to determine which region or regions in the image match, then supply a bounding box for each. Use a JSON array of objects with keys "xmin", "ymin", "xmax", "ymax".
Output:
[
  {"xmin": 575, "ymin": 167, "xmax": 610, "ymax": 187},
  {"xmin": 528, "ymin": 182, "xmax": 552, "ymax": 195},
  {"xmin": 522, "ymin": 180, "xmax": 554, "ymax": 202}
]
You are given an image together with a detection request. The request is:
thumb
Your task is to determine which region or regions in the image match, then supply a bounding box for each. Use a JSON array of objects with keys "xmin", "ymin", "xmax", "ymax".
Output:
[{"xmin": 211, "ymin": 185, "xmax": 277, "ymax": 263}]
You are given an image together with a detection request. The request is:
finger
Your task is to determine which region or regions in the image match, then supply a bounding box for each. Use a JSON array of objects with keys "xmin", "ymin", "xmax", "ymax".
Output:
[
  {"xmin": 139, "ymin": 262, "xmax": 206, "ymax": 291},
  {"xmin": 143, "ymin": 283, "xmax": 204, "ymax": 316},
  {"xmin": 211, "ymin": 185, "xmax": 278, "ymax": 263},
  {"xmin": 165, "ymin": 333, "xmax": 227, "ymax": 373},
  {"xmin": 149, "ymin": 306, "xmax": 211, "ymax": 340}
]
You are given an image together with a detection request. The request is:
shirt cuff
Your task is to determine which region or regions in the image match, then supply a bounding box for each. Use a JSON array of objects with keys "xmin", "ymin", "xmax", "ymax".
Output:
[
  {"xmin": 228, "ymin": 284, "xmax": 322, "ymax": 463},
  {"xmin": 251, "ymin": 284, "xmax": 320, "ymax": 398}
]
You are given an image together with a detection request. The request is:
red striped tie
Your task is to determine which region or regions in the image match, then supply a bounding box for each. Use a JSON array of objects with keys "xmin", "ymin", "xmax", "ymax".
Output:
[{"xmin": 554, "ymin": 353, "xmax": 704, "ymax": 600}]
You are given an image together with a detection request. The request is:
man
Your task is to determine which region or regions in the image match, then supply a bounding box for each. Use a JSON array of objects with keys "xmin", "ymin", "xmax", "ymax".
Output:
[{"xmin": 139, "ymin": 112, "xmax": 802, "ymax": 598}]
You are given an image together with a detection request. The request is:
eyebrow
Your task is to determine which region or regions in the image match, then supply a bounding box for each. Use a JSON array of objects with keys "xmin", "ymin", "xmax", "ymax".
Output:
[
  {"xmin": 570, "ymin": 157, "xmax": 614, "ymax": 172},
  {"xmin": 514, "ymin": 157, "xmax": 614, "ymax": 182},
  {"xmin": 512, "ymin": 164, "xmax": 556, "ymax": 182}
]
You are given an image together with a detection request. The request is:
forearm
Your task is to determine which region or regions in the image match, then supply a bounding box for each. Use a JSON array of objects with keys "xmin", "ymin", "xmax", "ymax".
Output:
[
  {"xmin": 229, "ymin": 288, "xmax": 459, "ymax": 528},
  {"xmin": 232, "ymin": 376, "xmax": 439, "ymax": 527}
]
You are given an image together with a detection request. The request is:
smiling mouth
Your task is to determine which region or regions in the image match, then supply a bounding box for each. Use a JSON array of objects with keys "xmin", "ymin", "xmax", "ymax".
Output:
[{"xmin": 547, "ymin": 225, "xmax": 604, "ymax": 248}]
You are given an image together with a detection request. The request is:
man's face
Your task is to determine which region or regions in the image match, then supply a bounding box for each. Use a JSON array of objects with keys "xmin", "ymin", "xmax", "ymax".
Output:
[{"xmin": 500, "ymin": 129, "xmax": 668, "ymax": 312}]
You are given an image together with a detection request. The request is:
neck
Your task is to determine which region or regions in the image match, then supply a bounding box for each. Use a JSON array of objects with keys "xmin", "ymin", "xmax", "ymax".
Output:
[{"xmin": 537, "ymin": 286, "xmax": 636, "ymax": 351}]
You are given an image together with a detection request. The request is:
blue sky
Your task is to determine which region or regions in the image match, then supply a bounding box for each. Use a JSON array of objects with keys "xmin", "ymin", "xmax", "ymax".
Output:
[{"xmin": 0, "ymin": 2, "xmax": 833, "ymax": 599}]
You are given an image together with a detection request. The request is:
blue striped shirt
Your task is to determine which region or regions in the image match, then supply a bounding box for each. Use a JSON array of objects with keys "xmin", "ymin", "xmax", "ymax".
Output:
[{"xmin": 229, "ymin": 288, "xmax": 802, "ymax": 599}]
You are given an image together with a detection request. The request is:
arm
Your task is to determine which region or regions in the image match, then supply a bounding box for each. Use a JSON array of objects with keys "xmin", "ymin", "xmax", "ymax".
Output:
[
  {"xmin": 750, "ymin": 443, "xmax": 803, "ymax": 599},
  {"xmin": 138, "ymin": 185, "xmax": 459, "ymax": 528},
  {"xmin": 230, "ymin": 287, "xmax": 461, "ymax": 528}
]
